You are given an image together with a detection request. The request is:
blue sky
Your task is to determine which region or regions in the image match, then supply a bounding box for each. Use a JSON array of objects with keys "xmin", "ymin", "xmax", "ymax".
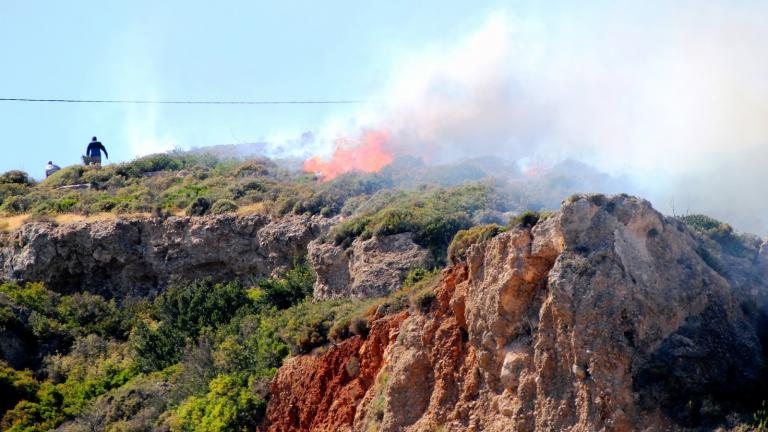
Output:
[{"xmin": 0, "ymin": 1, "xmax": 507, "ymax": 176}]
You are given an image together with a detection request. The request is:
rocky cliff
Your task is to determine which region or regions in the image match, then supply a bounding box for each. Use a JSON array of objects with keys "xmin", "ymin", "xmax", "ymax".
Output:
[
  {"xmin": 309, "ymin": 232, "xmax": 433, "ymax": 300},
  {"xmin": 0, "ymin": 214, "xmax": 331, "ymax": 298},
  {"xmin": 264, "ymin": 194, "xmax": 768, "ymax": 431}
]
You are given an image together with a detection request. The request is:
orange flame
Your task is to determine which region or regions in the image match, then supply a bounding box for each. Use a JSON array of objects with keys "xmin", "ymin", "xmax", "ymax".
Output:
[{"xmin": 303, "ymin": 130, "xmax": 394, "ymax": 181}]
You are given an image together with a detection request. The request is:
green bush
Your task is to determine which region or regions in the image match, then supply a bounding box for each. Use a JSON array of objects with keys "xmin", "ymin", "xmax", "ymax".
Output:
[
  {"xmin": 332, "ymin": 215, "xmax": 374, "ymax": 246},
  {"xmin": 155, "ymin": 279, "xmax": 250, "ymax": 338},
  {"xmin": 411, "ymin": 288, "xmax": 436, "ymax": 312},
  {"xmin": 209, "ymin": 199, "xmax": 239, "ymax": 214},
  {"xmin": 0, "ymin": 183, "xmax": 29, "ymax": 207},
  {"xmin": 1, "ymin": 195, "xmax": 32, "ymax": 214},
  {"xmin": 173, "ymin": 374, "xmax": 266, "ymax": 431},
  {"xmin": 292, "ymin": 172, "xmax": 392, "ymax": 217},
  {"xmin": 133, "ymin": 322, "xmax": 187, "ymax": 373},
  {"xmin": 680, "ymin": 214, "xmax": 754, "ymax": 258},
  {"xmin": 2, "ymin": 338, "xmax": 137, "ymax": 431},
  {"xmin": 509, "ymin": 210, "xmax": 552, "ymax": 229},
  {"xmin": 253, "ymin": 261, "xmax": 315, "ymax": 310},
  {"xmin": 328, "ymin": 183, "xmax": 504, "ymax": 262},
  {"xmin": 329, "ymin": 317, "xmax": 353, "ymax": 342},
  {"xmin": 679, "ymin": 214, "xmax": 723, "ymax": 232},
  {"xmin": 56, "ymin": 293, "xmax": 131, "ymax": 339},
  {"xmin": 0, "ymin": 170, "xmax": 32, "ymax": 185},
  {"xmin": 403, "ymin": 267, "xmax": 439, "ymax": 287},
  {"xmin": 0, "ymin": 361, "xmax": 39, "ymax": 416},
  {"xmin": 0, "ymin": 282, "xmax": 57, "ymax": 313},
  {"xmin": 43, "ymin": 166, "xmax": 84, "ymax": 188},
  {"xmin": 115, "ymin": 154, "xmax": 182, "ymax": 178},
  {"xmin": 349, "ymin": 316, "xmax": 369, "ymax": 338},
  {"xmin": 185, "ymin": 196, "xmax": 212, "ymax": 216},
  {"xmin": 447, "ymin": 224, "xmax": 505, "ymax": 263}
]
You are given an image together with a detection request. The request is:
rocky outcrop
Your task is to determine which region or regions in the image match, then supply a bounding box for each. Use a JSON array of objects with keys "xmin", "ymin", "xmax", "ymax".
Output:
[
  {"xmin": 0, "ymin": 214, "xmax": 331, "ymax": 299},
  {"xmin": 309, "ymin": 233, "xmax": 433, "ymax": 300},
  {"xmin": 264, "ymin": 311, "xmax": 408, "ymax": 432},
  {"xmin": 264, "ymin": 194, "xmax": 768, "ymax": 431}
]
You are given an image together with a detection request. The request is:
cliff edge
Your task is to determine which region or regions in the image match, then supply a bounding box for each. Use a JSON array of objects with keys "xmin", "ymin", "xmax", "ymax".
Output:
[
  {"xmin": 0, "ymin": 214, "xmax": 331, "ymax": 299},
  {"xmin": 264, "ymin": 194, "xmax": 768, "ymax": 431}
]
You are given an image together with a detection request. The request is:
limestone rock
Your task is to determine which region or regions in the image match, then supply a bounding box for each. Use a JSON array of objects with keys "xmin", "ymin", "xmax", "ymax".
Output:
[
  {"xmin": 0, "ymin": 213, "xmax": 331, "ymax": 299},
  {"xmin": 309, "ymin": 232, "xmax": 433, "ymax": 300}
]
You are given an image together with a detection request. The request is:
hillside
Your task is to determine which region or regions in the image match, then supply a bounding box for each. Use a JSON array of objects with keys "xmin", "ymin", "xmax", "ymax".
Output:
[{"xmin": 1, "ymin": 155, "xmax": 767, "ymax": 431}]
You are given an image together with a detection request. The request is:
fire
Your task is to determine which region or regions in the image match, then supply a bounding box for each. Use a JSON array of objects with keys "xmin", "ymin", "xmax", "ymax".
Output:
[{"xmin": 303, "ymin": 130, "xmax": 394, "ymax": 181}]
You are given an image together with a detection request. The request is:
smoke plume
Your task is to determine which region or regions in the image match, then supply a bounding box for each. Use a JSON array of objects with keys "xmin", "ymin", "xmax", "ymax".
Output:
[{"xmin": 308, "ymin": 2, "xmax": 768, "ymax": 233}]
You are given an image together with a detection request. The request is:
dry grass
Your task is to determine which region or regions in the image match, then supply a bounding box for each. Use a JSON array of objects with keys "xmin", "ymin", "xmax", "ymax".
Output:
[
  {"xmin": 53, "ymin": 213, "xmax": 115, "ymax": 225},
  {"xmin": 237, "ymin": 201, "xmax": 273, "ymax": 216},
  {"xmin": 0, "ymin": 212, "xmax": 155, "ymax": 232},
  {"xmin": 54, "ymin": 212, "xmax": 154, "ymax": 224},
  {"xmin": 0, "ymin": 215, "xmax": 29, "ymax": 232}
]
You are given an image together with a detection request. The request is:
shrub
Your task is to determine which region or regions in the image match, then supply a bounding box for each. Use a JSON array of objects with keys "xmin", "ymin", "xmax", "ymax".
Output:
[
  {"xmin": 403, "ymin": 267, "xmax": 439, "ymax": 288},
  {"xmin": 0, "ymin": 183, "xmax": 29, "ymax": 207},
  {"xmin": 447, "ymin": 224, "xmax": 505, "ymax": 263},
  {"xmin": 332, "ymin": 215, "xmax": 374, "ymax": 246},
  {"xmin": 329, "ymin": 317, "xmax": 352, "ymax": 342},
  {"xmin": 133, "ymin": 321, "xmax": 187, "ymax": 373},
  {"xmin": 328, "ymin": 314, "xmax": 371, "ymax": 343},
  {"xmin": 116, "ymin": 154, "xmax": 182, "ymax": 178},
  {"xmin": 155, "ymin": 279, "xmax": 250, "ymax": 338},
  {"xmin": 55, "ymin": 196, "xmax": 79, "ymax": 213},
  {"xmin": 209, "ymin": 199, "xmax": 239, "ymax": 214},
  {"xmin": 349, "ymin": 316, "xmax": 369, "ymax": 338},
  {"xmin": 345, "ymin": 357, "xmax": 360, "ymax": 378},
  {"xmin": 0, "ymin": 170, "xmax": 32, "ymax": 185},
  {"xmin": 276, "ymin": 298, "xmax": 378, "ymax": 355},
  {"xmin": 411, "ymin": 288, "xmax": 436, "ymax": 312},
  {"xmin": 328, "ymin": 182, "xmax": 504, "ymax": 262},
  {"xmin": 56, "ymin": 293, "xmax": 131, "ymax": 339},
  {"xmin": 0, "ymin": 361, "xmax": 39, "ymax": 416},
  {"xmin": 752, "ymin": 401, "xmax": 768, "ymax": 431},
  {"xmin": 679, "ymin": 214, "xmax": 723, "ymax": 232},
  {"xmin": 185, "ymin": 197, "xmax": 211, "ymax": 216},
  {"xmin": 43, "ymin": 166, "xmax": 84, "ymax": 188},
  {"xmin": 228, "ymin": 180, "xmax": 266, "ymax": 199},
  {"xmin": 509, "ymin": 210, "xmax": 551, "ymax": 229},
  {"xmin": 0, "ymin": 282, "xmax": 57, "ymax": 312},
  {"xmin": 173, "ymin": 374, "xmax": 266, "ymax": 431},
  {"xmin": 680, "ymin": 214, "xmax": 754, "ymax": 258},
  {"xmin": 253, "ymin": 261, "xmax": 315, "ymax": 310},
  {"xmin": 1, "ymin": 195, "xmax": 32, "ymax": 214}
]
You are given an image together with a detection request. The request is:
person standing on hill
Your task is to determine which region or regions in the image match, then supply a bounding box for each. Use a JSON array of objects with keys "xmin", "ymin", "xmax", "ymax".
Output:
[{"xmin": 85, "ymin": 137, "xmax": 109, "ymax": 166}]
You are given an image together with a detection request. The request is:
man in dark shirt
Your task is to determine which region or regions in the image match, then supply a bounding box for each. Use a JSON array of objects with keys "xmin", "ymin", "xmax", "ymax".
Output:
[{"xmin": 85, "ymin": 137, "xmax": 109, "ymax": 165}]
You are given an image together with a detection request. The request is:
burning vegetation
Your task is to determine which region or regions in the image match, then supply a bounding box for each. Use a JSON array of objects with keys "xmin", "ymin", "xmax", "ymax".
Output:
[{"xmin": 303, "ymin": 130, "xmax": 394, "ymax": 181}]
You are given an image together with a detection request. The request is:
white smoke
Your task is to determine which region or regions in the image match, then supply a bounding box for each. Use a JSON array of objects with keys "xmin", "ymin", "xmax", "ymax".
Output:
[
  {"xmin": 125, "ymin": 103, "xmax": 177, "ymax": 157},
  {"xmin": 341, "ymin": 2, "xmax": 768, "ymax": 233}
]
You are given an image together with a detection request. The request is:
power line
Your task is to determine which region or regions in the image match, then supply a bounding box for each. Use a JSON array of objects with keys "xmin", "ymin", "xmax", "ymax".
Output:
[{"xmin": 0, "ymin": 97, "xmax": 367, "ymax": 105}]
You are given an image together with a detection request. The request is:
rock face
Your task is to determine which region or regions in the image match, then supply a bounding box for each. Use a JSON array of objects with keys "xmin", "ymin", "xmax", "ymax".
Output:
[
  {"xmin": 263, "ymin": 311, "xmax": 408, "ymax": 432},
  {"xmin": 0, "ymin": 214, "xmax": 331, "ymax": 299},
  {"xmin": 309, "ymin": 232, "xmax": 433, "ymax": 300},
  {"xmin": 264, "ymin": 194, "xmax": 768, "ymax": 431}
]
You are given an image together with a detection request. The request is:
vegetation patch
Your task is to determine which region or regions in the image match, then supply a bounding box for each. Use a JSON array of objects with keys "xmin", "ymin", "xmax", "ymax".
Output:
[
  {"xmin": 679, "ymin": 214, "xmax": 758, "ymax": 259},
  {"xmin": 447, "ymin": 223, "xmax": 506, "ymax": 263},
  {"xmin": 329, "ymin": 183, "xmax": 513, "ymax": 262},
  {"xmin": 509, "ymin": 210, "xmax": 553, "ymax": 229}
]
